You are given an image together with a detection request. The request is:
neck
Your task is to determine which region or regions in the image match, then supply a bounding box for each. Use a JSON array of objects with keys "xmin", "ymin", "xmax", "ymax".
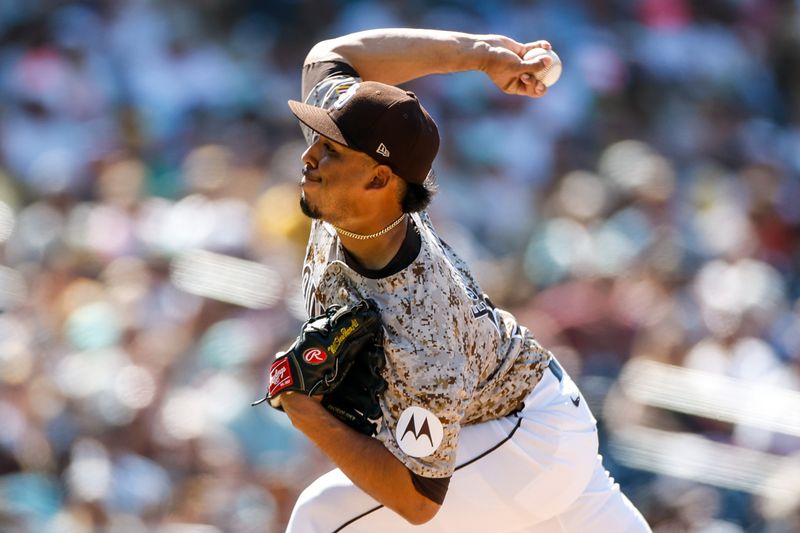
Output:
[
  {"xmin": 333, "ymin": 214, "xmax": 409, "ymax": 270},
  {"xmin": 331, "ymin": 213, "xmax": 406, "ymax": 241}
]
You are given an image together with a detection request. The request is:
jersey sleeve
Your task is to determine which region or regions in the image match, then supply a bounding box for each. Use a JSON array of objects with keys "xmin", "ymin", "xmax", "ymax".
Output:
[
  {"xmin": 411, "ymin": 472, "xmax": 450, "ymax": 504},
  {"xmin": 370, "ymin": 270, "xmax": 475, "ymax": 480},
  {"xmin": 376, "ymin": 354, "xmax": 468, "ymax": 480},
  {"xmin": 299, "ymin": 60, "xmax": 362, "ymax": 145},
  {"xmin": 301, "ymin": 60, "xmax": 360, "ymax": 101}
]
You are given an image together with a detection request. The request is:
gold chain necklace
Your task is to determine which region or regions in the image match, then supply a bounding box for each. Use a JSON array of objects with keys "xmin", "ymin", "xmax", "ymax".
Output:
[{"xmin": 332, "ymin": 214, "xmax": 406, "ymax": 240}]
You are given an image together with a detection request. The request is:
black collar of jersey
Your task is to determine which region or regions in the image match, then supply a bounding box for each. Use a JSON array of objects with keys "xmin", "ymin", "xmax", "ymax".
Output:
[{"xmin": 341, "ymin": 217, "xmax": 422, "ymax": 279}]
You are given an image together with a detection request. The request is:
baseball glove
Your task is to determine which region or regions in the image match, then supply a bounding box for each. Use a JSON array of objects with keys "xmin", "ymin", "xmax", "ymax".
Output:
[
  {"xmin": 252, "ymin": 299, "xmax": 383, "ymax": 407},
  {"xmin": 322, "ymin": 343, "xmax": 387, "ymax": 436}
]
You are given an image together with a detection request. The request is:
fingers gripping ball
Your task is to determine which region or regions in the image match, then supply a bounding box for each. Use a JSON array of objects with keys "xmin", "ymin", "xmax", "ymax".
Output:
[
  {"xmin": 523, "ymin": 48, "xmax": 562, "ymax": 87},
  {"xmin": 253, "ymin": 300, "xmax": 384, "ymax": 406}
]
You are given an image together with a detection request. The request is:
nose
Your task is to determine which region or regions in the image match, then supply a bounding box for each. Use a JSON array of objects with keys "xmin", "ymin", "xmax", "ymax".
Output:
[{"xmin": 301, "ymin": 139, "xmax": 322, "ymax": 169}]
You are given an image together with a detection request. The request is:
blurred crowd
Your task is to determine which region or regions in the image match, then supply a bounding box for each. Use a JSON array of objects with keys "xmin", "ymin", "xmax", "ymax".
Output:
[{"xmin": 0, "ymin": 0, "xmax": 798, "ymax": 532}]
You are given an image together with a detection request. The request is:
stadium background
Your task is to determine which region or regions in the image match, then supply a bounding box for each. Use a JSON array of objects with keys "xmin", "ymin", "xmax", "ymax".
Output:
[{"xmin": 0, "ymin": 0, "xmax": 798, "ymax": 531}]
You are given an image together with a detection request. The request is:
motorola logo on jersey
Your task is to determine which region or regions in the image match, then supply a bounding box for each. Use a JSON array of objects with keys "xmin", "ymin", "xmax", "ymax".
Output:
[
  {"xmin": 403, "ymin": 416, "xmax": 433, "ymax": 446},
  {"xmin": 395, "ymin": 406, "xmax": 444, "ymax": 458},
  {"xmin": 303, "ymin": 347, "xmax": 327, "ymax": 365}
]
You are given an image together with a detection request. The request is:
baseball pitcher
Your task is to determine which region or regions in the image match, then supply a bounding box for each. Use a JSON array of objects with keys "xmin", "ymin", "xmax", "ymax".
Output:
[{"xmin": 262, "ymin": 28, "xmax": 652, "ymax": 532}]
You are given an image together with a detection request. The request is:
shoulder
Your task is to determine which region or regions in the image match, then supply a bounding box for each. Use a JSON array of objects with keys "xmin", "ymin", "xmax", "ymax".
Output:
[{"xmin": 301, "ymin": 60, "xmax": 361, "ymax": 105}]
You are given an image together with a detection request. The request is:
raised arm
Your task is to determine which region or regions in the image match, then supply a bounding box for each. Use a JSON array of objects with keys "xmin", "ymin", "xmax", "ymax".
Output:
[{"xmin": 306, "ymin": 28, "xmax": 553, "ymax": 98}]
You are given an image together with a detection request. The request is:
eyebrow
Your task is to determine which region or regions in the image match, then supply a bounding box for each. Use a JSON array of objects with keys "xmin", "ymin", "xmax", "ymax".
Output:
[
  {"xmin": 320, "ymin": 136, "xmax": 374, "ymax": 163},
  {"xmin": 320, "ymin": 135, "xmax": 347, "ymax": 150}
]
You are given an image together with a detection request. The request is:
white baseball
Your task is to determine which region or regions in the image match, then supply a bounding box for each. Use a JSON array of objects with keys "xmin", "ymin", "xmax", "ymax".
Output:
[{"xmin": 523, "ymin": 48, "xmax": 562, "ymax": 87}]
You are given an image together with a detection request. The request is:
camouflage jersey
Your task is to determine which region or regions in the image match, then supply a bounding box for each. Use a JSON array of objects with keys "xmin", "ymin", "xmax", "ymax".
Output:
[{"xmin": 299, "ymin": 66, "xmax": 551, "ymax": 480}]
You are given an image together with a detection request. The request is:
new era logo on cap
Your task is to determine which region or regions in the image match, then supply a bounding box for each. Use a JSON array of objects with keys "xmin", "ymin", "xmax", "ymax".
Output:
[{"xmin": 376, "ymin": 143, "xmax": 390, "ymax": 157}]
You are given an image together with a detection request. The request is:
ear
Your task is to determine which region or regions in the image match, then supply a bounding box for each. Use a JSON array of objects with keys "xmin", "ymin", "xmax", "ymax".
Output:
[{"xmin": 366, "ymin": 165, "xmax": 394, "ymax": 190}]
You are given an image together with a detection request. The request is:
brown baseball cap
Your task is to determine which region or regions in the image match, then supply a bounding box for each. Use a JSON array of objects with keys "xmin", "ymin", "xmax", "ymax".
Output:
[{"xmin": 288, "ymin": 81, "xmax": 439, "ymax": 184}]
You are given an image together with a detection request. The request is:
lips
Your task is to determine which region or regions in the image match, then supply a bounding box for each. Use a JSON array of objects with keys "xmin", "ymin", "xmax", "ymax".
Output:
[
  {"xmin": 301, "ymin": 169, "xmax": 322, "ymax": 185},
  {"xmin": 301, "ymin": 175, "xmax": 321, "ymax": 188},
  {"xmin": 301, "ymin": 163, "xmax": 322, "ymax": 183}
]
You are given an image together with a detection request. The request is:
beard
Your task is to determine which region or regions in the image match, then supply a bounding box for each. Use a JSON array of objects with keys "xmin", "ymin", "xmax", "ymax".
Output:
[{"xmin": 299, "ymin": 195, "xmax": 322, "ymax": 219}]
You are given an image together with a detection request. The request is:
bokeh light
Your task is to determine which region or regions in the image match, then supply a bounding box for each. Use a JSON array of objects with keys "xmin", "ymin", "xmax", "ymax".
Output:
[{"xmin": 0, "ymin": 200, "xmax": 14, "ymax": 242}]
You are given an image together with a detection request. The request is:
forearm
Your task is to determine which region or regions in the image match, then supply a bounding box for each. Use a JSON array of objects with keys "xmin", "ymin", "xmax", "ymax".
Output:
[
  {"xmin": 281, "ymin": 392, "xmax": 440, "ymax": 524},
  {"xmin": 307, "ymin": 28, "xmax": 507, "ymax": 85}
]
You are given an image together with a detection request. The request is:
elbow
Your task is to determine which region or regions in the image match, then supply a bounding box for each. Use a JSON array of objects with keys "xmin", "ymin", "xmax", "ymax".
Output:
[
  {"xmin": 400, "ymin": 497, "xmax": 440, "ymax": 526},
  {"xmin": 305, "ymin": 38, "xmax": 348, "ymax": 66}
]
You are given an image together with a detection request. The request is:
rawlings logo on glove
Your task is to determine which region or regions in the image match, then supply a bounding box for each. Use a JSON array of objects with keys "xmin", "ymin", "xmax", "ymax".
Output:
[
  {"xmin": 252, "ymin": 299, "xmax": 384, "ymax": 407},
  {"xmin": 303, "ymin": 348, "xmax": 327, "ymax": 364},
  {"xmin": 268, "ymin": 359, "xmax": 293, "ymax": 396}
]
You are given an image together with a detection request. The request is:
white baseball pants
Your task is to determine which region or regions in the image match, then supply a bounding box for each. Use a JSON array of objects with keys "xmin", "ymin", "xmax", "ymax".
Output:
[{"xmin": 287, "ymin": 361, "xmax": 652, "ymax": 532}]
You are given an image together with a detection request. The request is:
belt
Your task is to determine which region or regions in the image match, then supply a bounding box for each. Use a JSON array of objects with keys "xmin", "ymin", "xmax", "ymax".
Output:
[{"xmin": 548, "ymin": 357, "xmax": 564, "ymax": 382}]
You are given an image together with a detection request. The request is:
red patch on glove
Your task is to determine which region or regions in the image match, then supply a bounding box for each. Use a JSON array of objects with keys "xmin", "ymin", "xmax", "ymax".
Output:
[{"xmin": 269, "ymin": 358, "xmax": 293, "ymax": 396}]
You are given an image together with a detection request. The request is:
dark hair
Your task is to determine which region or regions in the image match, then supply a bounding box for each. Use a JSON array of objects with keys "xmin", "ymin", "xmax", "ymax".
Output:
[{"xmin": 400, "ymin": 172, "xmax": 437, "ymax": 213}]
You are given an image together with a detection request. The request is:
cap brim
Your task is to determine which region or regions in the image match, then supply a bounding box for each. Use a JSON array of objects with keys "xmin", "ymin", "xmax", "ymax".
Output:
[{"xmin": 287, "ymin": 100, "xmax": 349, "ymax": 147}]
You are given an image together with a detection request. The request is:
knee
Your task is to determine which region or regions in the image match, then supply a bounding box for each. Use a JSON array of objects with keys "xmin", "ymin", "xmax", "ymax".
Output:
[
  {"xmin": 287, "ymin": 473, "xmax": 369, "ymax": 533},
  {"xmin": 287, "ymin": 485, "xmax": 327, "ymax": 533}
]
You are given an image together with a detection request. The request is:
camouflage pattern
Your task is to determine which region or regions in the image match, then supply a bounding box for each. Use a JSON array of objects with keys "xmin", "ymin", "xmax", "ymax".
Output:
[{"xmin": 299, "ymin": 73, "xmax": 551, "ymax": 479}]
